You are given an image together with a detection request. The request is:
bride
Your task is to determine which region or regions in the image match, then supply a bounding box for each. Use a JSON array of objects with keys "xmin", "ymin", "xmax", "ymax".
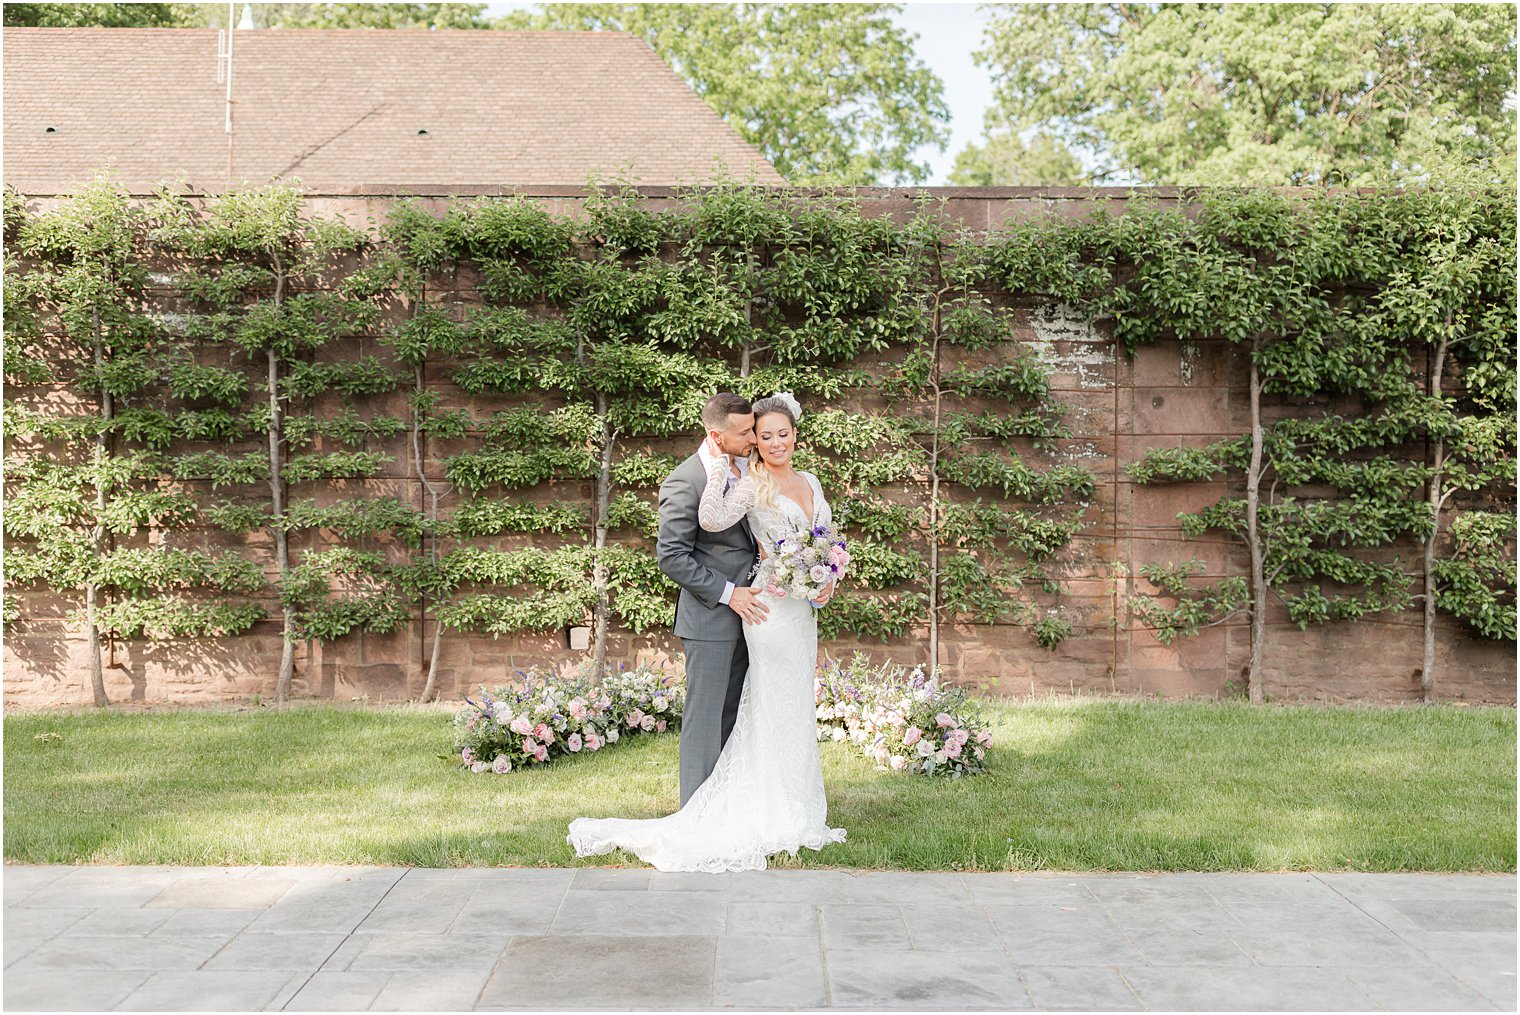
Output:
[{"xmin": 566, "ymin": 393, "xmax": 847, "ymax": 872}]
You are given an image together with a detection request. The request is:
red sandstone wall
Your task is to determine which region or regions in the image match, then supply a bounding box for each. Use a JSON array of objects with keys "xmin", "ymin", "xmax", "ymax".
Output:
[{"xmin": 4, "ymin": 187, "xmax": 1513, "ymax": 706}]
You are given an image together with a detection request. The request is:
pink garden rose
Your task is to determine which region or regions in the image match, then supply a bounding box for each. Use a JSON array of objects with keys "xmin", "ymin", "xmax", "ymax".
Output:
[
  {"xmin": 584, "ymin": 732, "xmax": 602, "ymax": 751},
  {"xmin": 949, "ymin": 728, "xmax": 971, "ymax": 746},
  {"xmin": 568, "ymin": 698, "xmax": 588, "ymax": 721},
  {"xmin": 509, "ymin": 716, "xmax": 534, "ymax": 736},
  {"xmin": 566, "ymin": 733, "xmax": 583, "ymax": 753},
  {"xmin": 461, "ymin": 747, "xmax": 476, "ymax": 764},
  {"xmin": 889, "ymin": 755, "xmax": 908, "ymax": 771},
  {"xmin": 640, "ymin": 715, "xmax": 656, "ymax": 732},
  {"xmin": 533, "ymin": 744, "xmax": 549, "ymax": 763},
  {"xmin": 627, "ymin": 709, "xmax": 645, "ymax": 729},
  {"xmin": 491, "ymin": 755, "xmax": 511, "ymax": 774},
  {"xmin": 521, "ymin": 736, "xmax": 538, "ymax": 753},
  {"xmin": 655, "ymin": 719, "xmax": 667, "ymax": 733},
  {"xmin": 935, "ymin": 712, "xmax": 957, "ymax": 728},
  {"xmin": 534, "ymin": 723, "xmax": 555, "ymax": 744},
  {"xmin": 903, "ymin": 726, "xmax": 923, "ymax": 746},
  {"xmin": 944, "ymin": 739, "xmax": 963, "ymax": 759},
  {"xmin": 976, "ymin": 730, "xmax": 992, "ymax": 747}
]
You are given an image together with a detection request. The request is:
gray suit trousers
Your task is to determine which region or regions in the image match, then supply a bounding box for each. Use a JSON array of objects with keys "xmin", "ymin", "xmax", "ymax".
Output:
[{"xmin": 678, "ymin": 635, "xmax": 749, "ymax": 806}]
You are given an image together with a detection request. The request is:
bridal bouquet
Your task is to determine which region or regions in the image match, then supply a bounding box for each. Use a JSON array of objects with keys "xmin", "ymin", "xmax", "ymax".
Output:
[{"xmin": 754, "ymin": 523, "xmax": 849, "ymax": 603}]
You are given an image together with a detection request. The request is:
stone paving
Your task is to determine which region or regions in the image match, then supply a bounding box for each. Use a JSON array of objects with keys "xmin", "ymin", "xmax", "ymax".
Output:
[{"xmin": 2, "ymin": 865, "xmax": 1514, "ymax": 1011}]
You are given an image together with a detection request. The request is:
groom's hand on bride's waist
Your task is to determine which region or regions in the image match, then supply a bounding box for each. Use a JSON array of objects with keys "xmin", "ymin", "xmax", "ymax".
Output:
[{"xmin": 727, "ymin": 586, "xmax": 770, "ymax": 625}]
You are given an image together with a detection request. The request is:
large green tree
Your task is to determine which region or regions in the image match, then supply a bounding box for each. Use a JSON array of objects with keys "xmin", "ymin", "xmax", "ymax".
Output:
[
  {"xmin": 4, "ymin": 3, "xmax": 488, "ymax": 29},
  {"xmin": 948, "ymin": 129, "xmax": 1087, "ymax": 187},
  {"xmin": 496, "ymin": 3, "xmax": 950, "ymax": 185},
  {"xmin": 968, "ymin": 2, "xmax": 1516, "ymax": 186},
  {"xmin": 3, "ymin": 3, "xmax": 192, "ymax": 26}
]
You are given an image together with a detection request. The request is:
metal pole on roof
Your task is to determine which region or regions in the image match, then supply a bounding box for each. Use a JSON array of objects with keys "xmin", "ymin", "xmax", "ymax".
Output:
[{"xmin": 216, "ymin": 2, "xmax": 235, "ymax": 184}]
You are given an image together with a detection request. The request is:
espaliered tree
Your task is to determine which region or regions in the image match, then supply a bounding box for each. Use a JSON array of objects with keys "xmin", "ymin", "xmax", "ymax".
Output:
[
  {"xmin": 914, "ymin": 209, "xmax": 1098, "ymax": 663},
  {"xmin": 1374, "ymin": 186, "xmax": 1517, "ymax": 699},
  {"xmin": 147, "ymin": 183, "xmax": 397, "ymax": 702},
  {"xmin": 5, "ymin": 181, "xmax": 266, "ymax": 703},
  {"xmin": 1107, "ymin": 187, "xmax": 1516, "ymax": 702}
]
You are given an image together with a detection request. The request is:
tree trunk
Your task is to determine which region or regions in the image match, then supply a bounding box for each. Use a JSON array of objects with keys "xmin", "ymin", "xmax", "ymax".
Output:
[
  {"xmin": 1244, "ymin": 341, "xmax": 1267, "ymax": 704},
  {"xmin": 268, "ymin": 257, "xmax": 294, "ymax": 703},
  {"xmin": 1421, "ymin": 326, "xmax": 1452, "ymax": 703},
  {"xmin": 414, "ymin": 358, "xmax": 446, "ymax": 703},
  {"xmin": 926, "ymin": 284, "xmax": 948, "ymax": 675},
  {"xmin": 590, "ymin": 396, "xmax": 615, "ymax": 674},
  {"xmin": 86, "ymin": 304, "xmax": 111, "ymax": 706}
]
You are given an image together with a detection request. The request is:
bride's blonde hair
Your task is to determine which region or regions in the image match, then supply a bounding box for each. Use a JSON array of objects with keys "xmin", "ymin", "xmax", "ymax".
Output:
[{"xmin": 748, "ymin": 395, "xmax": 799, "ymax": 515}]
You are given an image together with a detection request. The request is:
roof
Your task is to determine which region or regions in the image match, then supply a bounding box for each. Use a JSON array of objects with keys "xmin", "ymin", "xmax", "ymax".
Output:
[{"xmin": 2, "ymin": 28, "xmax": 787, "ymax": 194}]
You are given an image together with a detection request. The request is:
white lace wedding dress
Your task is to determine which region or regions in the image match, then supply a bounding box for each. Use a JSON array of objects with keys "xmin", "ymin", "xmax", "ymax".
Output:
[{"xmin": 566, "ymin": 457, "xmax": 847, "ymax": 872}]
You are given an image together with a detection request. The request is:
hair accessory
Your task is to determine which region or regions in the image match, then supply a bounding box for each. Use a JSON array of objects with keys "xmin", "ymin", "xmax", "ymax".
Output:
[{"xmin": 771, "ymin": 390, "xmax": 803, "ymax": 422}]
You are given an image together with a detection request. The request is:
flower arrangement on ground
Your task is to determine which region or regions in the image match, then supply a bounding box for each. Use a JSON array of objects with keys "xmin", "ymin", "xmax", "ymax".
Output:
[
  {"xmin": 814, "ymin": 653, "xmax": 993, "ymax": 778},
  {"xmin": 450, "ymin": 662, "xmax": 684, "ymax": 774}
]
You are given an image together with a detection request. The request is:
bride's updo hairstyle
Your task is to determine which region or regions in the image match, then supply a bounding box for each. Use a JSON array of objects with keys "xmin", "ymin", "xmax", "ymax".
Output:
[{"xmin": 748, "ymin": 392, "xmax": 802, "ymax": 514}]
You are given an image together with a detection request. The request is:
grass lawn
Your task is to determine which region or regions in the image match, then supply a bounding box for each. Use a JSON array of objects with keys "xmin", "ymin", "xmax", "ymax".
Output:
[{"xmin": 4, "ymin": 698, "xmax": 1514, "ymax": 872}]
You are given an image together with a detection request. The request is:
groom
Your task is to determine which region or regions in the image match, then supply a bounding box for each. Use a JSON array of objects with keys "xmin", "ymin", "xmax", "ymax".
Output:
[{"xmin": 657, "ymin": 392, "xmax": 768, "ymax": 806}]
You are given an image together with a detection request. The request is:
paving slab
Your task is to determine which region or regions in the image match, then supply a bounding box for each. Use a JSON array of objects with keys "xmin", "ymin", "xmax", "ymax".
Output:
[{"xmin": 0, "ymin": 864, "xmax": 1513, "ymax": 1011}]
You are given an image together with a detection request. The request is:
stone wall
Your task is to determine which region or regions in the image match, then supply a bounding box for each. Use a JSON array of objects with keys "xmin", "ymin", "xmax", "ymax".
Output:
[{"xmin": 4, "ymin": 187, "xmax": 1513, "ymax": 706}]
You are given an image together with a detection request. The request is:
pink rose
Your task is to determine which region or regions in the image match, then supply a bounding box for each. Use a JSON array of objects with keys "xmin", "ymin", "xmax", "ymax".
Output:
[
  {"xmin": 949, "ymin": 728, "xmax": 971, "ymax": 746},
  {"xmin": 944, "ymin": 739, "xmax": 963, "ymax": 759},
  {"xmin": 627, "ymin": 709, "xmax": 645, "ymax": 729},
  {"xmin": 976, "ymin": 730, "xmax": 992, "ymax": 747},
  {"xmin": 903, "ymin": 727, "xmax": 922, "ymax": 746},
  {"xmin": 766, "ymin": 583, "xmax": 785, "ymax": 598},
  {"xmin": 974, "ymin": 746, "xmax": 986, "ymax": 760},
  {"xmin": 935, "ymin": 713, "xmax": 957, "ymax": 728},
  {"xmin": 521, "ymin": 736, "xmax": 538, "ymax": 753},
  {"xmin": 640, "ymin": 715, "xmax": 656, "ymax": 732},
  {"xmin": 598, "ymin": 696, "xmax": 612, "ymax": 710},
  {"xmin": 461, "ymin": 747, "xmax": 476, "ymax": 764},
  {"xmin": 889, "ymin": 755, "xmax": 908, "ymax": 771},
  {"xmin": 567, "ymin": 733, "xmax": 583, "ymax": 753},
  {"xmin": 534, "ymin": 723, "xmax": 555, "ymax": 744},
  {"xmin": 585, "ymin": 733, "xmax": 602, "ymax": 751},
  {"xmin": 491, "ymin": 755, "xmax": 511, "ymax": 774},
  {"xmin": 533, "ymin": 744, "xmax": 549, "ymax": 763},
  {"xmin": 568, "ymin": 698, "xmax": 588, "ymax": 721},
  {"xmin": 509, "ymin": 716, "xmax": 533, "ymax": 736},
  {"xmin": 655, "ymin": 719, "xmax": 667, "ymax": 733}
]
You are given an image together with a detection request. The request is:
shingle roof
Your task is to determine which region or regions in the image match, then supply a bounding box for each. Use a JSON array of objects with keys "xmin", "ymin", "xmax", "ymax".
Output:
[{"xmin": 3, "ymin": 28, "xmax": 787, "ymax": 194}]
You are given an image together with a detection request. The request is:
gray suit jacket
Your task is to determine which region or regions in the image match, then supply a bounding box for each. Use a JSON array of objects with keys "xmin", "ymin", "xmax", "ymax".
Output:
[{"xmin": 657, "ymin": 453, "xmax": 758, "ymax": 641}]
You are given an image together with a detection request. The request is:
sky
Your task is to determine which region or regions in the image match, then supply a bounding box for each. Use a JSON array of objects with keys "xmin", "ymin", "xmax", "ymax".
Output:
[{"xmin": 483, "ymin": 2, "xmax": 996, "ymax": 185}]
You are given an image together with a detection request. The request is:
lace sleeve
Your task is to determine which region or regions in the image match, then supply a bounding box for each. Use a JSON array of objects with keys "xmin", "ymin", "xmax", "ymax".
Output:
[
  {"xmin": 698, "ymin": 456, "xmax": 756, "ymax": 531},
  {"xmin": 805, "ymin": 471, "xmax": 831, "ymax": 529}
]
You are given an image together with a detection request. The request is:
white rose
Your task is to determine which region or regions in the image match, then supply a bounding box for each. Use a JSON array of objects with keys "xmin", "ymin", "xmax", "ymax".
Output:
[
  {"xmin": 607, "ymin": 728, "xmax": 619, "ymax": 743},
  {"xmin": 831, "ymin": 727, "xmax": 849, "ymax": 742}
]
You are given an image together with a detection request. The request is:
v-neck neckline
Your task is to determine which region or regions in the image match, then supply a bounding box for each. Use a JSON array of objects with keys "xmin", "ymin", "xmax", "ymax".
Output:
[{"xmin": 776, "ymin": 483, "xmax": 816, "ymax": 526}]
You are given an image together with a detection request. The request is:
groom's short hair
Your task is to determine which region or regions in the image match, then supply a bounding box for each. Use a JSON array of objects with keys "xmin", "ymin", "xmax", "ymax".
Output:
[{"xmin": 701, "ymin": 392, "xmax": 752, "ymax": 431}]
